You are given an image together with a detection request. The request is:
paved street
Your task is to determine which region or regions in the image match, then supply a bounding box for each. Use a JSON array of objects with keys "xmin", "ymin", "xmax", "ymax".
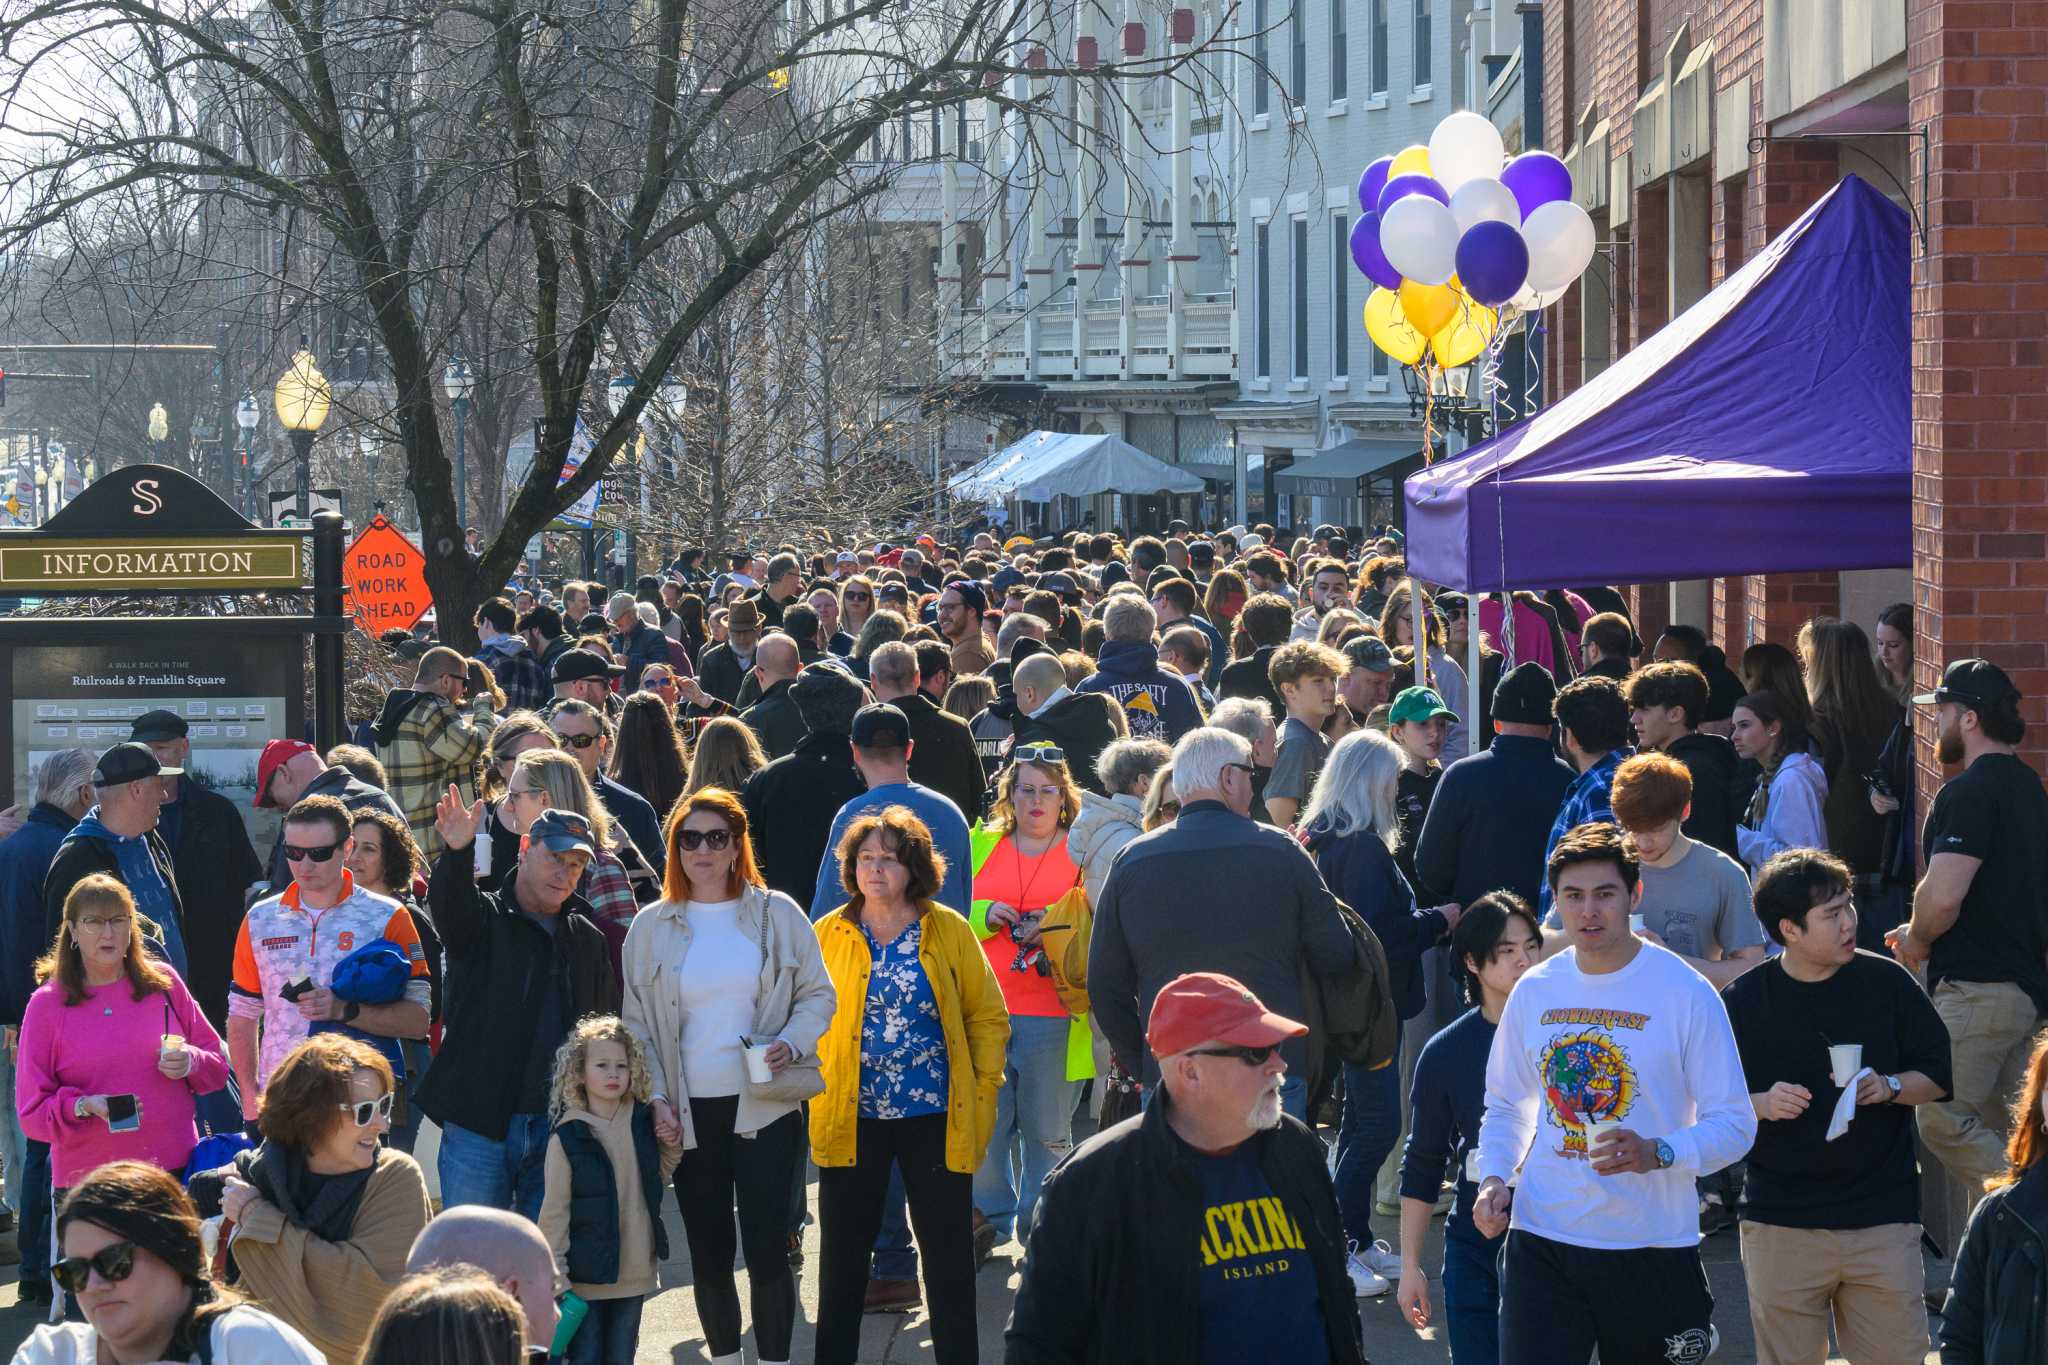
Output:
[{"xmin": 0, "ymin": 1155, "xmax": 1949, "ymax": 1363}]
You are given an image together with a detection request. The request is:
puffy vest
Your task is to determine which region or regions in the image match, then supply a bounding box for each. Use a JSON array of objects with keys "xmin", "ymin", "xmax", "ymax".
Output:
[{"xmin": 554, "ymin": 1104, "xmax": 669, "ymax": 1286}]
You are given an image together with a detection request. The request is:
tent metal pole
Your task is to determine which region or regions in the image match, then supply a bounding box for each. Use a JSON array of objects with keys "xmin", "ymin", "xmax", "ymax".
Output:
[
  {"xmin": 1412, "ymin": 582, "xmax": 1427, "ymax": 688},
  {"xmin": 1469, "ymin": 590, "xmax": 1484, "ymax": 759}
]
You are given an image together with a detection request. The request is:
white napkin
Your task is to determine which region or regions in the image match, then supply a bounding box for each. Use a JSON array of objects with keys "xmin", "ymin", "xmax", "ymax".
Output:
[{"xmin": 1826, "ymin": 1067, "xmax": 1872, "ymax": 1141}]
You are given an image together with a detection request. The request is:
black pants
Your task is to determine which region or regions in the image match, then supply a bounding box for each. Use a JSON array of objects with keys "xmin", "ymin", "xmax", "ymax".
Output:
[
  {"xmin": 1500, "ymin": 1229, "xmax": 1715, "ymax": 1365},
  {"xmin": 815, "ymin": 1114, "xmax": 976, "ymax": 1365},
  {"xmin": 671, "ymin": 1096, "xmax": 802, "ymax": 1360}
]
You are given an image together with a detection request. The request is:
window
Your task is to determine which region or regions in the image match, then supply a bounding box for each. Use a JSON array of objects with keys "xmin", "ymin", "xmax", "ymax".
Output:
[
  {"xmin": 1371, "ymin": 329, "xmax": 1389, "ymax": 378},
  {"xmin": 1371, "ymin": 0, "xmax": 1388, "ymax": 94},
  {"xmin": 1290, "ymin": 5, "xmax": 1306, "ymax": 107},
  {"xmin": 1253, "ymin": 0, "xmax": 1269, "ymax": 115},
  {"xmin": 1329, "ymin": 0, "xmax": 1347, "ymax": 101},
  {"xmin": 1331, "ymin": 213, "xmax": 1349, "ymax": 378},
  {"xmin": 1255, "ymin": 222, "xmax": 1271, "ymax": 378},
  {"xmin": 1291, "ymin": 217, "xmax": 1309, "ymax": 380},
  {"xmin": 1413, "ymin": 0, "xmax": 1431, "ymax": 88}
]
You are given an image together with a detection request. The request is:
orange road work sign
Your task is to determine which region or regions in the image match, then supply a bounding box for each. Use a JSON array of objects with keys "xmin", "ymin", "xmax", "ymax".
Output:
[{"xmin": 344, "ymin": 515, "xmax": 430, "ymax": 634}]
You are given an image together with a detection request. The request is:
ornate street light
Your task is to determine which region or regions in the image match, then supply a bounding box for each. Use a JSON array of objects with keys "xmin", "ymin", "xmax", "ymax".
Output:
[
  {"xmin": 443, "ymin": 349, "xmax": 474, "ymax": 528},
  {"xmin": 236, "ymin": 391, "xmax": 261, "ymax": 518},
  {"xmin": 606, "ymin": 371, "xmax": 638, "ymax": 577},
  {"xmin": 148, "ymin": 402, "xmax": 169, "ymax": 465},
  {"xmin": 274, "ymin": 342, "xmax": 332, "ymax": 522}
]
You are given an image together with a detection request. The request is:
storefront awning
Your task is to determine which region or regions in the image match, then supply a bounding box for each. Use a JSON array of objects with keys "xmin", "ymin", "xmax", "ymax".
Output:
[{"xmin": 1275, "ymin": 439, "xmax": 1419, "ymax": 497}]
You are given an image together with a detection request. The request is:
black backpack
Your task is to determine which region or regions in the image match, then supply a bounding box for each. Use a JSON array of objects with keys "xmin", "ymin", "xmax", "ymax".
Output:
[{"xmin": 1304, "ymin": 898, "xmax": 1398, "ymax": 1071}]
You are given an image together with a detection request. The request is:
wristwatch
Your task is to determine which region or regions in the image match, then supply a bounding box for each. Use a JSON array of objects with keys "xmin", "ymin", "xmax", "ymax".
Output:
[
  {"xmin": 1653, "ymin": 1139, "xmax": 1675, "ymax": 1170},
  {"xmin": 1882, "ymin": 1073, "xmax": 1903, "ymax": 1102},
  {"xmin": 341, "ymin": 1000, "xmax": 362, "ymax": 1025}
]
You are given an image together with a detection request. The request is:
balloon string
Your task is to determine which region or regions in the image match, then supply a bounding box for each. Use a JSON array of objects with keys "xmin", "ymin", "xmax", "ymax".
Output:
[
  {"xmin": 1420, "ymin": 361, "xmax": 1438, "ymax": 466},
  {"xmin": 1522, "ymin": 316, "xmax": 1545, "ymax": 422}
]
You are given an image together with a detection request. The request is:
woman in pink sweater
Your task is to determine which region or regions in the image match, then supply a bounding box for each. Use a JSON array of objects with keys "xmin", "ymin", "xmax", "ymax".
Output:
[{"xmin": 17, "ymin": 874, "xmax": 230, "ymax": 1190}]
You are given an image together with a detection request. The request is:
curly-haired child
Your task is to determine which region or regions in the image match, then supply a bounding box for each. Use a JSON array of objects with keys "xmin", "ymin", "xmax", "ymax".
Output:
[{"xmin": 536, "ymin": 1016, "xmax": 680, "ymax": 1364}]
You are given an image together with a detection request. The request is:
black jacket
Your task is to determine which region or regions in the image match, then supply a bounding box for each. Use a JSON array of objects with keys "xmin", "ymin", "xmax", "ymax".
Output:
[
  {"xmin": 412, "ymin": 851, "xmax": 620, "ymax": 1141},
  {"xmin": 555, "ymin": 1103, "xmax": 669, "ymax": 1285},
  {"xmin": 694, "ymin": 643, "xmax": 751, "ymax": 707},
  {"xmin": 1005, "ymin": 1088, "xmax": 1364, "ymax": 1365},
  {"xmin": 1666, "ymin": 732, "xmax": 1744, "ymax": 860},
  {"xmin": 741, "ymin": 678, "xmax": 809, "ymax": 761},
  {"xmin": 1216, "ymin": 644, "xmax": 1282, "ymax": 718},
  {"xmin": 1011, "ymin": 692, "xmax": 1122, "ymax": 797},
  {"xmin": 1412, "ymin": 734, "xmax": 1576, "ymax": 908},
  {"xmin": 1940, "ymin": 1161, "xmax": 2047, "ymax": 1365},
  {"xmin": 896, "ymin": 691, "xmax": 987, "ymax": 821},
  {"xmin": 165, "ymin": 785, "xmax": 264, "ymax": 1033},
  {"xmin": 742, "ymin": 733, "xmax": 868, "ymax": 904},
  {"xmin": 593, "ymin": 773, "xmax": 664, "ymax": 869}
]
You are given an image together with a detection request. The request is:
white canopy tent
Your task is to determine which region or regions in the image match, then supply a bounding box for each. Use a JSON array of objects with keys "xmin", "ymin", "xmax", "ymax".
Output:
[{"xmin": 949, "ymin": 430, "xmax": 1207, "ymax": 503}]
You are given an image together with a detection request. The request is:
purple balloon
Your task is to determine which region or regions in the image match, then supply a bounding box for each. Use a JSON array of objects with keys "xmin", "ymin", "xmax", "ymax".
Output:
[
  {"xmin": 1375, "ymin": 173, "xmax": 1449, "ymax": 222},
  {"xmin": 1500, "ymin": 151, "xmax": 1573, "ymax": 222},
  {"xmin": 1349, "ymin": 213, "xmax": 1402, "ymax": 290},
  {"xmin": 1455, "ymin": 220, "xmax": 1530, "ymax": 307},
  {"xmin": 1357, "ymin": 156, "xmax": 1395, "ymax": 216}
]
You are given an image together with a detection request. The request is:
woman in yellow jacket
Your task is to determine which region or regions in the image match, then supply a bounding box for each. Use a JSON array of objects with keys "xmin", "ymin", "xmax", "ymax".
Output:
[{"xmin": 812, "ymin": 804, "xmax": 1009, "ymax": 1365}]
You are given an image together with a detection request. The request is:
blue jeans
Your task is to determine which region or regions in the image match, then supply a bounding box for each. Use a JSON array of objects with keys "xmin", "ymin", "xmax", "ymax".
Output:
[
  {"xmin": 971, "ymin": 1015, "xmax": 1079, "ymax": 1241},
  {"xmin": 1335, "ymin": 1021, "xmax": 1403, "ymax": 1248},
  {"xmin": 438, "ymin": 1114, "xmax": 551, "ymax": 1220},
  {"xmin": 562, "ymin": 1293, "xmax": 643, "ymax": 1365},
  {"xmin": 1441, "ymin": 1233, "xmax": 1503, "ymax": 1365},
  {"xmin": 19, "ymin": 1139, "xmax": 50, "ymax": 1284},
  {"xmin": 872, "ymin": 1164, "xmax": 916, "ymax": 1280},
  {"xmin": 0, "ymin": 1050, "xmax": 25, "ymax": 1214}
]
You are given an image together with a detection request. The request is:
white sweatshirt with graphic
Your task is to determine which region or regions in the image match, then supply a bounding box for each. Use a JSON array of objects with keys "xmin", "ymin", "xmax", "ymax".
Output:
[{"xmin": 1473, "ymin": 939, "xmax": 1757, "ymax": 1250}]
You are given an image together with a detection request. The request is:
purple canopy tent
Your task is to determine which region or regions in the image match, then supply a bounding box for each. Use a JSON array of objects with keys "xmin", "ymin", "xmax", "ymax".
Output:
[{"xmin": 1403, "ymin": 174, "xmax": 1910, "ymax": 592}]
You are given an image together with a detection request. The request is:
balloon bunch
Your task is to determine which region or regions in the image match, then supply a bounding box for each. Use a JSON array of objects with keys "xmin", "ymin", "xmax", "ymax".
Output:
[{"xmin": 1349, "ymin": 111, "xmax": 1597, "ymax": 369}]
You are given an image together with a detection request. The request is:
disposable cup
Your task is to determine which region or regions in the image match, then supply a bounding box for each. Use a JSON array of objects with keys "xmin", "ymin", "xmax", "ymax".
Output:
[
  {"xmin": 160, "ymin": 1033, "xmax": 184, "ymax": 1056},
  {"xmin": 743, "ymin": 1039, "xmax": 774, "ymax": 1085},
  {"xmin": 1584, "ymin": 1118, "xmax": 1625, "ymax": 1152},
  {"xmin": 1829, "ymin": 1043, "xmax": 1863, "ymax": 1087}
]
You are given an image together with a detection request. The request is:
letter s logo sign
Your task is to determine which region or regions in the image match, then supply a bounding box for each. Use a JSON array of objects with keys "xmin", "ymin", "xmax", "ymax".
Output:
[{"xmin": 132, "ymin": 479, "xmax": 163, "ymax": 516}]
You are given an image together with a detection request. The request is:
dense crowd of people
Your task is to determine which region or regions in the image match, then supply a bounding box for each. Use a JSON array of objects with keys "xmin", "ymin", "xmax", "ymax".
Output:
[{"xmin": 0, "ymin": 520, "xmax": 2045, "ymax": 1365}]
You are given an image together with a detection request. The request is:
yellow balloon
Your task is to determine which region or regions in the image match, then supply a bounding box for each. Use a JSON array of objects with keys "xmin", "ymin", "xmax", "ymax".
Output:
[
  {"xmin": 1364, "ymin": 288, "xmax": 1427, "ymax": 366},
  {"xmin": 1432, "ymin": 301, "xmax": 1501, "ymax": 368},
  {"xmin": 1399, "ymin": 280, "xmax": 1459, "ymax": 337},
  {"xmin": 1390, "ymin": 143, "xmax": 1432, "ymax": 179}
]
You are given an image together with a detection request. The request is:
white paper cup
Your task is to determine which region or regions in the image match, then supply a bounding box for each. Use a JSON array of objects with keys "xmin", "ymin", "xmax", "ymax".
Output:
[
  {"xmin": 1584, "ymin": 1118, "xmax": 1625, "ymax": 1153},
  {"xmin": 743, "ymin": 1039, "xmax": 774, "ymax": 1085},
  {"xmin": 1628, "ymin": 914, "xmax": 1646, "ymax": 934},
  {"xmin": 1829, "ymin": 1043, "xmax": 1863, "ymax": 1087}
]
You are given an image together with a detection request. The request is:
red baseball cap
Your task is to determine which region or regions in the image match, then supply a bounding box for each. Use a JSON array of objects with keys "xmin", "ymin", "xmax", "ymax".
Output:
[
  {"xmin": 254, "ymin": 739, "xmax": 317, "ymax": 808},
  {"xmin": 1146, "ymin": 972, "xmax": 1308, "ymax": 1059}
]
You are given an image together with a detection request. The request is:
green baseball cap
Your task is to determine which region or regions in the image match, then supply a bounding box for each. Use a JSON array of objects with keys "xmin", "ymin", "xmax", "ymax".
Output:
[{"xmin": 1388, "ymin": 686, "xmax": 1459, "ymax": 727}]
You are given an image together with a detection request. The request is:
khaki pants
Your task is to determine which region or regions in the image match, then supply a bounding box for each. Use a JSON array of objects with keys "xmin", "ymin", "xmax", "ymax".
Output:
[
  {"xmin": 1739, "ymin": 1220, "xmax": 1926, "ymax": 1365},
  {"xmin": 1917, "ymin": 978, "xmax": 2043, "ymax": 1195}
]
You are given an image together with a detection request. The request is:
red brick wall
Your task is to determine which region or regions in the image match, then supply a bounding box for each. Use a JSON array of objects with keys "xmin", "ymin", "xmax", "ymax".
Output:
[
  {"xmin": 1713, "ymin": 572, "xmax": 1749, "ymax": 661},
  {"xmin": 1906, "ymin": 0, "xmax": 2048, "ymax": 781},
  {"xmin": 1631, "ymin": 188, "xmax": 1670, "ymax": 344}
]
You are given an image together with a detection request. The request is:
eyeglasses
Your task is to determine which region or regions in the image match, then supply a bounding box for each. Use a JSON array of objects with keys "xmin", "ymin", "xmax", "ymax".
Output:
[
  {"xmin": 1013, "ymin": 742, "xmax": 1066, "ymax": 764},
  {"xmin": 338, "ymin": 1092, "xmax": 396, "ymax": 1127},
  {"xmin": 675, "ymin": 828, "xmax": 733, "ymax": 851},
  {"xmin": 1187, "ymin": 1044, "xmax": 1278, "ymax": 1065},
  {"xmin": 554, "ymin": 732, "xmax": 600, "ymax": 749},
  {"xmin": 642, "ymin": 674, "xmax": 675, "ymax": 688},
  {"xmin": 506, "ymin": 785, "xmax": 546, "ymax": 803},
  {"xmin": 1223, "ymin": 762, "xmax": 1257, "ymax": 777},
  {"xmin": 284, "ymin": 842, "xmax": 341, "ymax": 863},
  {"xmin": 74, "ymin": 915, "xmax": 132, "ymax": 934},
  {"xmin": 53, "ymin": 1241, "xmax": 137, "ymax": 1294}
]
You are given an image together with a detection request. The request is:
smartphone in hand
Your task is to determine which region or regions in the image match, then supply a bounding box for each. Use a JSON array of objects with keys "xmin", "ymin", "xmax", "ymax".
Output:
[{"xmin": 104, "ymin": 1094, "xmax": 141, "ymax": 1133}]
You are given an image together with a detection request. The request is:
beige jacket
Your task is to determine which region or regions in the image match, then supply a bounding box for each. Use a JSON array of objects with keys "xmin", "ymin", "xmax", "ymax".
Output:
[
  {"xmin": 230, "ymin": 1148, "xmax": 431, "ymax": 1365},
  {"xmin": 620, "ymin": 884, "xmax": 837, "ymax": 1149},
  {"xmin": 537, "ymin": 1103, "xmax": 683, "ymax": 1300}
]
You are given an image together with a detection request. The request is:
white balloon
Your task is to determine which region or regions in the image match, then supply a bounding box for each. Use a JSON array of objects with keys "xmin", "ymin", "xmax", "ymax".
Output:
[
  {"xmin": 1450, "ymin": 178, "xmax": 1520, "ymax": 237},
  {"xmin": 1522, "ymin": 199, "xmax": 1596, "ymax": 292},
  {"xmin": 1428, "ymin": 111, "xmax": 1507, "ymax": 194},
  {"xmin": 1380, "ymin": 195, "xmax": 1459, "ymax": 286},
  {"xmin": 1509, "ymin": 280, "xmax": 1573, "ymax": 310}
]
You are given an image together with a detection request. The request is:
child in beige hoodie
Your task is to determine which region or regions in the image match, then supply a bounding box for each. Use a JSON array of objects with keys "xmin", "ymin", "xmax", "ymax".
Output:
[{"xmin": 538, "ymin": 1017, "xmax": 681, "ymax": 1364}]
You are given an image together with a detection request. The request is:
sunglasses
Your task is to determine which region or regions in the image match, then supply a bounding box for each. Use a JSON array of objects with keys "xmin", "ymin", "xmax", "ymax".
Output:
[
  {"xmin": 554, "ymin": 732, "xmax": 599, "ymax": 749},
  {"xmin": 844, "ymin": 591, "xmax": 873, "ymax": 601},
  {"xmin": 338, "ymin": 1092, "xmax": 396, "ymax": 1127},
  {"xmin": 53, "ymin": 1241, "xmax": 137, "ymax": 1294},
  {"xmin": 284, "ymin": 841, "xmax": 341, "ymax": 863},
  {"xmin": 642, "ymin": 674, "xmax": 675, "ymax": 688},
  {"xmin": 675, "ymin": 828, "xmax": 733, "ymax": 851},
  {"xmin": 1187, "ymin": 1044, "xmax": 1278, "ymax": 1065},
  {"xmin": 1013, "ymin": 742, "xmax": 1066, "ymax": 764}
]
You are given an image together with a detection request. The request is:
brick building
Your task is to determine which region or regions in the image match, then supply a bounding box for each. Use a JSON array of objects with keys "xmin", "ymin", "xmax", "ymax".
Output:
[
  {"xmin": 1537, "ymin": 0, "xmax": 2046, "ymax": 1244},
  {"xmin": 1536, "ymin": 0, "xmax": 2046, "ymax": 790}
]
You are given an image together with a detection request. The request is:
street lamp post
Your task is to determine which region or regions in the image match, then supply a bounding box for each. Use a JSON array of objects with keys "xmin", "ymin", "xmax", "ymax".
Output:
[
  {"xmin": 274, "ymin": 344, "xmax": 332, "ymax": 524},
  {"xmin": 147, "ymin": 402, "xmax": 169, "ymax": 466},
  {"xmin": 606, "ymin": 371, "xmax": 636, "ymax": 579},
  {"xmin": 443, "ymin": 350, "xmax": 474, "ymax": 529},
  {"xmin": 656, "ymin": 373, "xmax": 686, "ymax": 569},
  {"xmin": 235, "ymin": 391, "xmax": 260, "ymax": 519}
]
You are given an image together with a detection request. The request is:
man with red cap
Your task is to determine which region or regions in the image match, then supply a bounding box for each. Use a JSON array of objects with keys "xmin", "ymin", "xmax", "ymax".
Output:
[
  {"xmin": 1006, "ymin": 972, "xmax": 1364, "ymax": 1365},
  {"xmin": 254, "ymin": 739, "xmax": 405, "ymax": 892}
]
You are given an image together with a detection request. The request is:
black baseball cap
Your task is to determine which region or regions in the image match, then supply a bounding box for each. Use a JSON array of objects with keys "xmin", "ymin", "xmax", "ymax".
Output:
[
  {"xmin": 850, "ymin": 702, "xmax": 910, "ymax": 750},
  {"xmin": 551, "ymin": 648, "xmax": 623, "ymax": 684},
  {"xmin": 1914, "ymin": 658, "xmax": 2020, "ymax": 709},
  {"xmin": 128, "ymin": 709, "xmax": 189, "ymax": 743},
  {"xmin": 526, "ymin": 808, "xmax": 598, "ymax": 857},
  {"xmin": 1492, "ymin": 661, "xmax": 1560, "ymax": 727},
  {"xmin": 1039, "ymin": 572, "xmax": 1079, "ymax": 598},
  {"xmin": 93, "ymin": 741, "xmax": 181, "ymax": 788}
]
